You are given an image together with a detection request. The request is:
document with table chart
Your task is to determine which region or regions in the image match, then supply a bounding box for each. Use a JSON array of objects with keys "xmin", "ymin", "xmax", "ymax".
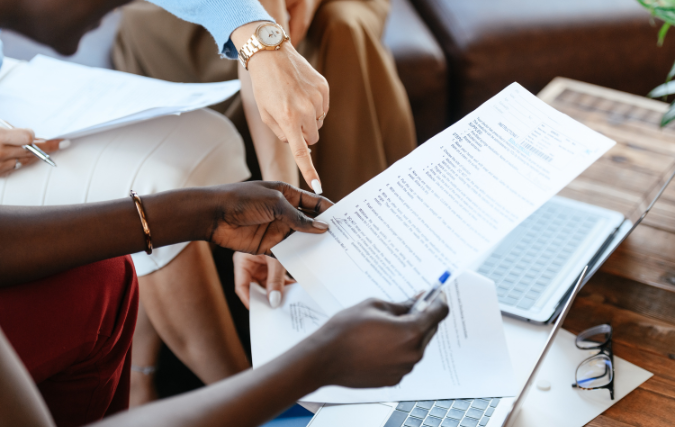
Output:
[
  {"xmin": 250, "ymin": 272, "xmax": 517, "ymax": 403},
  {"xmin": 273, "ymin": 82, "xmax": 615, "ymax": 316}
]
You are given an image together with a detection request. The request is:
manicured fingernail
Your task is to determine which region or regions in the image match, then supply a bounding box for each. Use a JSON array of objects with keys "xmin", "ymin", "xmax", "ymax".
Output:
[
  {"xmin": 311, "ymin": 179, "xmax": 322, "ymax": 195},
  {"xmin": 59, "ymin": 139, "xmax": 71, "ymax": 149},
  {"xmin": 313, "ymin": 220, "xmax": 329, "ymax": 230},
  {"xmin": 269, "ymin": 290, "xmax": 282, "ymax": 308}
]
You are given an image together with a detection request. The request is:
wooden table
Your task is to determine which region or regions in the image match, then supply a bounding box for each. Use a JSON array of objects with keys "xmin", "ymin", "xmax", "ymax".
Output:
[{"xmin": 538, "ymin": 78, "xmax": 675, "ymax": 426}]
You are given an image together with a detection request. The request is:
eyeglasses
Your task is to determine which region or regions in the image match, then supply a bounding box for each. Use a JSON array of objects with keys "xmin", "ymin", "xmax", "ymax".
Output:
[{"xmin": 571, "ymin": 324, "xmax": 614, "ymax": 400}]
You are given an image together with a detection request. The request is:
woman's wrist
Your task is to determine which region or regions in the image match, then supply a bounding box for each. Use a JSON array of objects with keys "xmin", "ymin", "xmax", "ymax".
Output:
[
  {"xmin": 230, "ymin": 21, "xmax": 270, "ymax": 50},
  {"xmin": 286, "ymin": 324, "xmax": 344, "ymax": 390},
  {"xmin": 280, "ymin": 334, "xmax": 333, "ymax": 393},
  {"xmin": 142, "ymin": 187, "xmax": 223, "ymax": 247}
]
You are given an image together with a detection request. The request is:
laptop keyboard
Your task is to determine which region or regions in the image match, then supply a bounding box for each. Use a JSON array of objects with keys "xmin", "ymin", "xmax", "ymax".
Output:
[
  {"xmin": 383, "ymin": 398, "xmax": 500, "ymax": 427},
  {"xmin": 477, "ymin": 200, "xmax": 601, "ymax": 310}
]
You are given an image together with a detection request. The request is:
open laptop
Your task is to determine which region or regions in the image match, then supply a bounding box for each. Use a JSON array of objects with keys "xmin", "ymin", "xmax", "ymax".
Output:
[
  {"xmin": 306, "ymin": 168, "xmax": 675, "ymax": 427},
  {"xmin": 307, "ymin": 267, "xmax": 590, "ymax": 427},
  {"xmin": 471, "ymin": 165, "xmax": 675, "ymax": 324}
]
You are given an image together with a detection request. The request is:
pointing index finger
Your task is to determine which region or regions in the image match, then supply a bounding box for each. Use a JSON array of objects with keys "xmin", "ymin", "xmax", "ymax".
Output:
[{"xmin": 284, "ymin": 127, "xmax": 322, "ymax": 194}]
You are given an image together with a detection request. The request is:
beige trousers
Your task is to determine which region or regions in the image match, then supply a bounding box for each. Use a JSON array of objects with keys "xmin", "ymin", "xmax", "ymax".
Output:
[{"xmin": 113, "ymin": 0, "xmax": 415, "ymax": 201}]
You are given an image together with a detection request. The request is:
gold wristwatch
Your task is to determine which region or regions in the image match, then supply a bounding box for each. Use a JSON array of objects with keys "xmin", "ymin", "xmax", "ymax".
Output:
[{"xmin": 238, "ymin": 23, "xmax": 290, "ymax": 70}]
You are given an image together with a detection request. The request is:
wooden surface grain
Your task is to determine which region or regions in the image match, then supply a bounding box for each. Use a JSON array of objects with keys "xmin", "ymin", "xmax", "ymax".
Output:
[{"xmin": 538, "ymin": 78, "xmax": 675, "ymax": 426}]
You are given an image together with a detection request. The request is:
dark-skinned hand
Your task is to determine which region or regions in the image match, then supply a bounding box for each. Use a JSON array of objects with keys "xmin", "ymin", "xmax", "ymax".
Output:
[
  {"xmin": 307, "ymin": 294, "xmax": 449, "ymax": 388},
  {"xmin": 207, "ymin": 181, "xmax": 333, "ymax": 255}
]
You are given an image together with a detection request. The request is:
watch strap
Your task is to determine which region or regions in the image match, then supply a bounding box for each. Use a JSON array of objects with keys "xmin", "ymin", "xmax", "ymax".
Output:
[{"xmin": 238, "ymin": 23, "xmax": 289, "ymax": 70}]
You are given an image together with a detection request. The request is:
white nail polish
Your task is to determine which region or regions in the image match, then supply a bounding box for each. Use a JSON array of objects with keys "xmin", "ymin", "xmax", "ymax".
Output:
[
  {"xmin": 269, "ymin": 290, "xmax": 282, "ymax": 308},
  {"xmin": 311, "ymin": 179, "xmax": 323, "ymax": 195},
  {"xmin": 59, "ymin": 139, "xmax": 71, "ymax": 149}
]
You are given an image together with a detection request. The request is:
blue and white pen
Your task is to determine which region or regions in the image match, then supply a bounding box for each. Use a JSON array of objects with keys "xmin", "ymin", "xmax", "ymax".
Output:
[{"xmin": 409, "ymin": 270, "xmax": 451, "ymax": 313}]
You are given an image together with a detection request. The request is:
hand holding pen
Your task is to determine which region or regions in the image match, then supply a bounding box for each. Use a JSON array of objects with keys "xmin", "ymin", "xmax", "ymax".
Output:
[
  {"xmin": 0, "ymin": 120, "xmax": 69, "ymax": 175},
  {"xmin": 410, "ymin": 271, "xmax": 451, "ymax": 314}
]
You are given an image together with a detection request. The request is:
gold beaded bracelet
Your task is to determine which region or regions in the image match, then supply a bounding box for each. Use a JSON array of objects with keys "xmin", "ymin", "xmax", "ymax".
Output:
[{"xmin": 130, "ymin": 190, "xmax": 153, "ymax": 255}]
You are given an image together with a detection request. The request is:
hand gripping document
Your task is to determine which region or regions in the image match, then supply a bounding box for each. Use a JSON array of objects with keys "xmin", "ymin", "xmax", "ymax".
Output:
[
  {"xmin": 272, "ymin": 83, "xmax": 615, "ymax": 317},
  {"xmin": 250, "ymin": 271, "xmax": 517, "ymax": 403}
]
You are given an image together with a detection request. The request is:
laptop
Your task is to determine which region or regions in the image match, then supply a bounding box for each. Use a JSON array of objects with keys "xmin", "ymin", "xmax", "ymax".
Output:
[
  {"xmin": 306, "ymin": 168, "xmax": 675, "ymax": 427},
  {"xmin": 471, "ymin": 166, "xmax": 675, "ymax": 324},
  {"xmin": 307, "ymin": 266, "xmax": 590, "ymax": 427}
]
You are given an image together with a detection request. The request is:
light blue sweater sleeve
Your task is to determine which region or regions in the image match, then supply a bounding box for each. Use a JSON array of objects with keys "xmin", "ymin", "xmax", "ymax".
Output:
[{"xmin": 149, "ymin": 0, "xmax": 274, "ymax": 59}]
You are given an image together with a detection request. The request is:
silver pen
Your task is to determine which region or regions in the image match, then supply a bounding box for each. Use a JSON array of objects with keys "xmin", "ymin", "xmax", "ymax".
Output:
[
  {"xmin": 0, "ymin": 119, "xmax": 57, "ymax": 167},
  {"xmin": 410, "ymin": 270, "xmax": 451, "ymax": 313}
]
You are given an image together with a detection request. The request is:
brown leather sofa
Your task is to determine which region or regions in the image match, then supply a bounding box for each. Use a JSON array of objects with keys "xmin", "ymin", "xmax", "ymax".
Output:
[
  {"xmin": 384, "ymin": 0, "xmax": 448, "ymax": 143},
  {"xmin": 412, "ymin": 0, "xmax": 675, "ymax": 121}
]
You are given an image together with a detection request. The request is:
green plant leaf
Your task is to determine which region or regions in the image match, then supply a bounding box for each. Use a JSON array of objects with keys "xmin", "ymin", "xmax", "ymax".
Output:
[
  {"xmin": 638, "ymin": 0, "xmax": 675, "ymax": 27},
  {"xmin": 649, "ymin": 81, "xmax": 675, "ymax": 97},
  {"xmin": 659, "ymin": 23, "xmax": 672, "ymax": 45},
  {"xmin": 660, "ymin": 101, "xmax": 675, "ymax": 127},
  {"xmin": 667, "ymin": 59, "xmax": 675, "ymax": 80},
  {"xmin": 653, "ymin": 9, "xmax": 675, "ymax": 27}
]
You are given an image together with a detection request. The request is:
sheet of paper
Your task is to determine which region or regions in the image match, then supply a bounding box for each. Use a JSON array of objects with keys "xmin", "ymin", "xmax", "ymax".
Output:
[
  {"xmin": 0, "ymin": 55, "xmax": 240, "ymax": 139},
  {"xmin": 301, "ymin": 315, "xmax": 653, "ymax": 426},
  {"xmin": 250, "ymin": 271, "xmax": 517, "ymax": 403},
  {"xmin": 500, "ymin": 318, "xmax": 652, "ymax": 427},
  {"xmin": 273, "ymin": 83, "xmax": 615, "ymax": 316}
]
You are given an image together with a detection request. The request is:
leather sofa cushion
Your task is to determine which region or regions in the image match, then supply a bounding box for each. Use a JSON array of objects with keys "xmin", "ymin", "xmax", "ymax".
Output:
[
  {"xmin": 413, "ymin": 0, "xmax": 675, "ymax": 118},
  {"xmin": 384, "ymin": 0, "xmax": 448, "ymax": 143}
]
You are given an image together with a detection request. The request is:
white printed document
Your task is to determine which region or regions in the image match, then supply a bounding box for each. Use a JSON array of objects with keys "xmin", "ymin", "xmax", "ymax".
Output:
[
  {"xmin": 272, "ymin": 83, "xmax": 615, "ymax": 316},
  {"xmin": 0, "ymin": 55, "xmax": 240, "ymax": 139},
  {"xmin": 250, "ymin": 271, "xmax": 517, "ymax": 403}
]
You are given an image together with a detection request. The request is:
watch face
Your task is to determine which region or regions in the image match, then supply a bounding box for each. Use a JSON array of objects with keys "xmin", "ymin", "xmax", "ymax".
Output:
[{"xmin": 257, "ymin": 24, "xmax": 284, "ymax": 47}]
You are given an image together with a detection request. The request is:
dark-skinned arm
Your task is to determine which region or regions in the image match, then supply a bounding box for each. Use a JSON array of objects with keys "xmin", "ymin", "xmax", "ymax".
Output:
[
  {"xmin": 91, "ymin": 297, "xmax": 449, "ymax": 427},
  {"xmin": 0, "ymin": 277, "xmax": 448, "ymax": 427},
  {"xmin": 0, "ymin": 182, "xmax": 331, "ymax": 287}
]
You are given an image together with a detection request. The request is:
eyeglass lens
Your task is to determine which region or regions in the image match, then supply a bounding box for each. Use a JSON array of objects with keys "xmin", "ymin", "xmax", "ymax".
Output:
[
  {"xmin": 576, "ymin": 354, "xmax": 613, "ymax": 388},
  {"xmin": 575, "ymin": 324, "xmax": 612, "ymax": 350}
]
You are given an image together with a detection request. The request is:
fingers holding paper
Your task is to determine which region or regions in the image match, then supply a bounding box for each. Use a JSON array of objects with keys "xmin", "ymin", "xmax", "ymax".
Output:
[
  {"xmin": 309, "ymin": 296, "xmax": 449, "ymax": 388},
  {"xmin": 234, "ymin": 252, "xmax": 295, "ymax": 309},
  {"xmin": 208, "ymin": 181, "xmax": 332, "ymax": 256},
  {"xmin": 0, "ymin": 127, "xmax": 66, "ymax": 176}
]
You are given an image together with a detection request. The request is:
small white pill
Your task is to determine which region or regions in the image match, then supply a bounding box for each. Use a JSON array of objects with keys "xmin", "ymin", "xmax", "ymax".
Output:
[{"xmin": 536, "ymin": 380, "xmax": 551, "ymax": 391}]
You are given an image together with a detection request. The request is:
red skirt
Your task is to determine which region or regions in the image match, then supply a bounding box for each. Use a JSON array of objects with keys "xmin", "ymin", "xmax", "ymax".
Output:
[{"xmin": 0, "ymin": 256, "xmax": 139, "ymax": 427}]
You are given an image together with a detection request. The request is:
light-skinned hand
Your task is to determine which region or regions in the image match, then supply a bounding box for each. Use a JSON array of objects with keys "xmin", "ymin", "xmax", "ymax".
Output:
[
  {"xmin": 234, "ymin": 252, "xmax": 294, "ymax": 309},
  {"xmin": 0, "ymin": 127, "xmax": 67, "ymax": 176},
  {"xmin": 231, "ymin": 22, "xmax": 329, "ymax": 194}
]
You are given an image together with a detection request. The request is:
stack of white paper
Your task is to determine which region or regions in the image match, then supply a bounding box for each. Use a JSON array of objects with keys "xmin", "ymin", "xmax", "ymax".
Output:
[{"xmin": 0, "ymin": 55, "xmax": 240, "ymax": 139}]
